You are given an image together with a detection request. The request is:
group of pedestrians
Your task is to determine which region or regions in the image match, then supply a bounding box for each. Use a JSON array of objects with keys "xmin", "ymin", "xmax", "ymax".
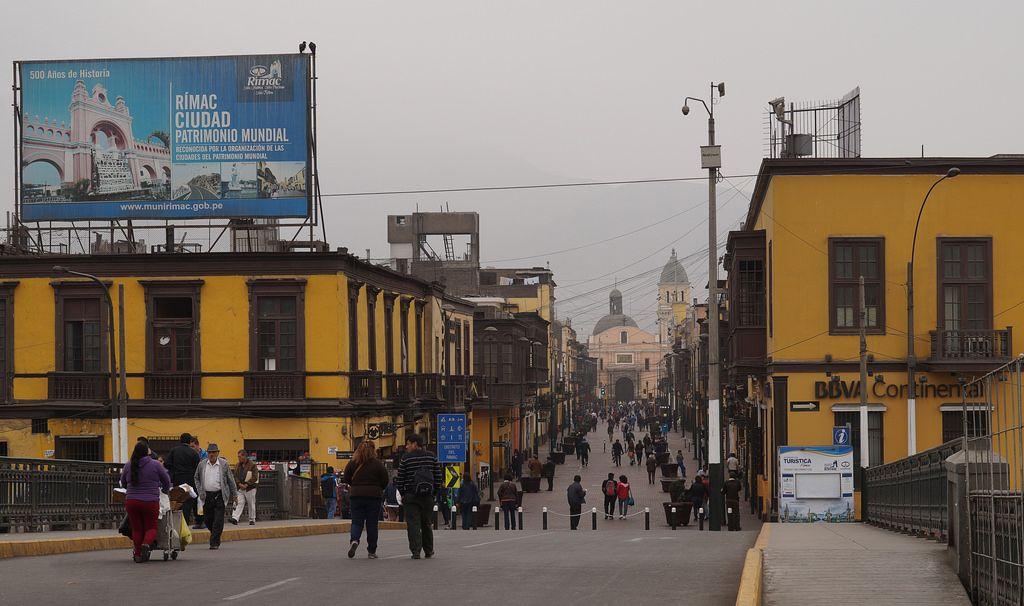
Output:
[{"xmin": 598, "ymin": 473, "xmax": 634, "ymax": 520}]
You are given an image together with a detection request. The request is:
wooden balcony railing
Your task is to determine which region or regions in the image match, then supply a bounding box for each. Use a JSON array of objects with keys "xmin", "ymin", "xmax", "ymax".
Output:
[
  {"xmin": 47, "ymin": 372, "xmax": 109, "ymax": 401},
  {"xmin": 244, "ymin": 372, "xmax": 305, "ymax": 400},
  {"xmin": 928, "ymin": 328, "xmax": 1012, "ymax": 363},
  {"xmin": 145, "ymin": 374, "xmax": 200, "ymax": 400},
  {"xmin": 384, "ymin": 374, "xmax": 414, "ymax": 402},
  {"xmin": 414, "ymin": 373, "xmax": 442, "ymax": 400},
  {"xmin": 350, "ymin": 371, "xmax": 382, "ymax": 400}
]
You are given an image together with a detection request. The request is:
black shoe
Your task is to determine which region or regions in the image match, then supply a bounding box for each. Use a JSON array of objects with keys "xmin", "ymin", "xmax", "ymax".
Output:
[
  {"xmin": 249, "ymin": 520, "xmax": 255, "ymax": 525},
  {"xmin": 348, "ymin": 541, "xmax": 358, "ymax": 558},
  {"xmin": 424, "ymin": 550, "xmax": 434, "ymax": 559},
  {"xmin": 411, "ymin": 553, "xmax": 421, "ymax": 559},
  {"xmin": 210, "ymin": 544, "xmax": 219, "ymax": 550},
  {"xmin": 133, "ymin": 553, "xmax": 143, "ymax": 563},
  {"xmin": 140, "ymin": 544, "xmax": 151, "ymax": 562},
  {"xmin": 229, "ymin": 518, "xmax": 239, "ymax": 525}
]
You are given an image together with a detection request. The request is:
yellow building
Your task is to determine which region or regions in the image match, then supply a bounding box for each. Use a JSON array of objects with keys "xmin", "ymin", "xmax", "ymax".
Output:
[
  {"xmin": 0, "ymin": 251, "xmax": 480, "ymax": 466},
  {"xmin": 725, "ymin": 157, "xmax": 1024, "ymax": 520}
]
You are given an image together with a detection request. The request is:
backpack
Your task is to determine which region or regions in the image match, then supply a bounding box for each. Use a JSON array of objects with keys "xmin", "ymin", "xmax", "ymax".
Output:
[
  {"xmin": 320, "ymin": 475, "xmax": 336, "ymax": 499},
  {"xmin": 412, "ymin": 463, "xmax": 435, "ymax": 497},
  {"xmin": 605, "ymin": 480, "xmax": 617, "ymax": 497},
  {"xmin": 617, "ymin": 482, "xmax": 630, "ymax": 500}
]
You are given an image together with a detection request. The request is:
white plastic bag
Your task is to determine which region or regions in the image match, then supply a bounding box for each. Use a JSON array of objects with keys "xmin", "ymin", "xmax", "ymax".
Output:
[{"xmin": 159, "ymin": 492, "xmax": 171, "ymax": 519}]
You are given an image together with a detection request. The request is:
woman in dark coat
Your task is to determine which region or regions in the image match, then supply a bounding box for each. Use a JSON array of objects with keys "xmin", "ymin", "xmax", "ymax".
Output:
[{"xmin": 343, "ymin": 441, "xmax": 390, "ymax": 559}]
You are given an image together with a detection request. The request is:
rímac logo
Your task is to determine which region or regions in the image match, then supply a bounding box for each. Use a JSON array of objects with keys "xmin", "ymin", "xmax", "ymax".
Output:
[{"xmin": 247, "ymin": 60, "xmax": 283, "ymax": 86}]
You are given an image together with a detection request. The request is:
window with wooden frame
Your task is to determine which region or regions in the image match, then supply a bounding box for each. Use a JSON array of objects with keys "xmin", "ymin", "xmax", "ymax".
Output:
[
  {"xmin": 828, "ymin": 238, "xmax": 885, "ymax": 334},
  {"xmin": 938, "ymin": 238, "xmax": 992, "ymax": 332},
  {"xmin": 142, "ymin": 280, "xmax": 202, "ymax": 400},
  {"xmin": 400, "ymin": 298, "xmax": 410, "ymax": 373},
  {"xmin": 454, "ymin": 320, "xmax": 462, "ymax": 376},
  {"xmin": 59, "ymin": 296, "xmax": 105, "ymax": 371},
  {"xmin": 0, "ymin": 282, "xmax": 15, "ymax": 404},
  {"xmin": 500, "ymin": 335, "xmax": 514, "ymax": 383},
  {"xmin": 414, "ymin": 302, "xmax": 424, "ymax": 373},
  {"xmin": 366, "ymin": 286, "xmax": 379, "ymax": 371},
  {"xmin": 348, "ymin": 282, "xmax": 362, "ymax": 371},
  {"xmin": 384, "ymin": 294, "xmax": 396, "ymax": 374},
  {"xmin": 736, "ymin": 259, "xmax": 765, "ymax": 327},
  {"xmin": 246, "ymin": 279, "xmax": 305, "ymax": 399},
  {"xmin": 463, "ymin": 322, "xmax": 471, "ymax": 375}
]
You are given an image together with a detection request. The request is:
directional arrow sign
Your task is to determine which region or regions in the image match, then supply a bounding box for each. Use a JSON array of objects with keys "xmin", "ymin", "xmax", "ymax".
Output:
[{"xmin": 444, "ymin": 464, "xmax": 462, "ymax": 489}]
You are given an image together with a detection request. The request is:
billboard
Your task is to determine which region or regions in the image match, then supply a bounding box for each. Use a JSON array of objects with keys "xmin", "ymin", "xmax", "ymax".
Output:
[
  {"xmin": 778, "ymin": 445, "xmax": 855, "ymax": 523},
  {"xmin": 18, "ymin": 54, "xmax": 310, "ymax": 221}
]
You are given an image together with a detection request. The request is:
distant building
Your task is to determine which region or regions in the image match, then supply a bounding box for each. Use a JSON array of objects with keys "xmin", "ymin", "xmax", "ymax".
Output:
[{"xmin": 589, "ymin": 288, "xmax": 668, "ymax": 404}]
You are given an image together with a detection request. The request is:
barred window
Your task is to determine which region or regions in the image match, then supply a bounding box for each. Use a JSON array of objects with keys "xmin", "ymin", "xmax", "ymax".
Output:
[{"xmin": 829, "ymin": 238, "xmax": 884, "ymax": 334}]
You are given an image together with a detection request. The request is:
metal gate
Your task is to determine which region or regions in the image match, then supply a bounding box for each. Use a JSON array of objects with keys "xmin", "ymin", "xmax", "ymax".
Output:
[{"xmin": 964, "ymin": 356, "xmax": 1024, "ymax": 605}]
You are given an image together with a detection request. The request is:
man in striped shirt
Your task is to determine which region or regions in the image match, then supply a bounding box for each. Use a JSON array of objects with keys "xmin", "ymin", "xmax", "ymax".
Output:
[{"xmin": 396, "ymin": 434, "xmax": 443, "ymax": 559}]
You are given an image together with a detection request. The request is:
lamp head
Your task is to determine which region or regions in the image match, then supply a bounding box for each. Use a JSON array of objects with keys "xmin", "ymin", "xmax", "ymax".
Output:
[
  {"xmin": 946, "ymin": 167, "xmax": 961, "ymax": 178},
  {"xmin": 681, "ymin": 103, "xmax": 690, "ymax": 116},
  {"xmin": 308, "ymin": 42, "xmax": 316, "ymax": 54},
  {"xmin": 52, "ymin": 265, "xmax": 67, "ymax": 274},
  {"xmin": 717, "ymin": 82, "xmax": 726, "ymax": 97}
]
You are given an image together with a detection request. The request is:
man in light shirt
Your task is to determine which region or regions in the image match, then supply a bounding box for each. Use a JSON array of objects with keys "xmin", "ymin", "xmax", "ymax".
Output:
[{"xmin": 194, "ymin": 443, "xmax": 237, "ymax": 549}]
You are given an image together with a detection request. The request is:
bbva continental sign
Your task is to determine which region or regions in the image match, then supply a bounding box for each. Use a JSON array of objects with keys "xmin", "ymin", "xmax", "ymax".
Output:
[{"xmin": 813, "ymin": 379, "xmax": 985, "ymax": 400}]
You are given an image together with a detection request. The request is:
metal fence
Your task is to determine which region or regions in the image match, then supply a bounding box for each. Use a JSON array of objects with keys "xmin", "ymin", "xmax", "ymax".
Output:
[
  {"xmin": 0, "ymin": 457, "xmax": 123, "ymax": 531},
  {"xmin": 964, "ymin": 356, "xmax": 1024, "ymax": 606},
  {"xmin": 863, "ymin": 439, "xmax": 961, "ymax": 541}
]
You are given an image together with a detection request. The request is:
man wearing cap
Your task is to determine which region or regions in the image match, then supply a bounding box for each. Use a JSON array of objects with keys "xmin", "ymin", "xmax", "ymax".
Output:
[{"xmin": 194, "ymin": 443, "xmax": 237, "ymax": 549}]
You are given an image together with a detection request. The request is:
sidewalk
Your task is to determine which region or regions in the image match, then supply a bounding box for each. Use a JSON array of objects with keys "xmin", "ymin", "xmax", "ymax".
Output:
[
  {"xmin": 0, "ymin": 517, "xmax": 404, "ymax": 559},
  {"xmin": 509, "ymin": 422, "xmax": 761, "ymax": 532},
  {"xmin": 762, "ymin": 523, "xmax": 971, "ymax": 605}
]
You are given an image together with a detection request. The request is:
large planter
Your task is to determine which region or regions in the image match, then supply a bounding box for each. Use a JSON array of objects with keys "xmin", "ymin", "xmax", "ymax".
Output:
[
  {"xmin": 520, "ymin": 477, "xmax": 542, "ymax": 493},
  {"xmin": 660, "ymin": 478, "xmax": 675, "ymax": 493},
  {"xmin": 474, "ymin": 502, "xmax": 492, "ymax": 527},
  {"xmin": 656, "ymin": 452, "xmax": 671, "ymax": 465},
  {"xmin": 561, "ymin": 442, "xmax": 576, "ymax": 455},
  {"xmin": 663, "ymin": 501, "xmax": 692, "ymax": 527},
  {"xmin": 660, "ymin": 463, "xmax": 679, "ymax": 478},
  {"xmin": 550, "ymin": 452, "xmax": 566, "ymax": 465}
]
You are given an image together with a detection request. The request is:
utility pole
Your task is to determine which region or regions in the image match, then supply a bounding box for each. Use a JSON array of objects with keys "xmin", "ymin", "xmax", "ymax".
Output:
[
  {"xmin": 858, "ymin": 276, "xmax": 869, "ymax": 469},
  {"xmin": 684, "ymin": 81, "xmax": 726, "ymax": 531},
  {"xmin": 118, "ymin": 284, "xmax": 128, "ymax": 463}
]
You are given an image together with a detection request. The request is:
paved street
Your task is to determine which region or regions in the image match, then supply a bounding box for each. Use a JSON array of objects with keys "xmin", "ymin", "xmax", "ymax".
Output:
[{"xmin": 0, "ymin": 425, "xmax": 760, "ymax": 606}]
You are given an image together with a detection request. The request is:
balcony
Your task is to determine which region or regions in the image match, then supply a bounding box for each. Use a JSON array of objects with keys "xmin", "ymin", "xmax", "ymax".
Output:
[
  {"xmin": 145, "ymin": 374, "xmax": 200, "ymax": 400},
  {"xmin": 349, "ymin": 370, "xmax": 383, "ymax": 400},
  {"xmin": 414, "ymin": 373, "xmax": 442, "ymax": 401},
  {"xmin": 47, "ymin": 372, "xmax": 109, "ymax": 400},
  {"xmin": 384, "ymin": 374, "xmax": 414, "ymax": 402},
  {"xmin": 244, "ymin": 372, "xmax": 305, "ymax": 400},
  {"xmin": 926, "ymin": 328, "xmax": 1013, "ymax": 371}
]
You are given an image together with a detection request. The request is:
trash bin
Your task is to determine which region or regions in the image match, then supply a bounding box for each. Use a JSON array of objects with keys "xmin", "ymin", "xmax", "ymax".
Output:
[
  {"xmin": 660, "ymin": 463, "xmax": 679, "ymax": 478},
  {"xmin": 550, "ymin": 452, "xmax": 566, "ymax": 465},
  {"xmin": 660, "ymin": 478, "xmax": 675, "ymax": 493},
  {"xmin": 561, "ymin": 442, "xmax": 576, "ymax": 455},
  {"xmin": 520, "ymin": 477, "xmax": 541, "ymax": 493},
  {"xmin": 663, "ymin": 501, "xmax": 692, "ymax": 527}
]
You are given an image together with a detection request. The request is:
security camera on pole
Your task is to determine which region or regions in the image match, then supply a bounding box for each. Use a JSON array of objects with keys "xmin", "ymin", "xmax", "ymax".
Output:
[{"xmin": 682, "ymin": 81, "xmax": 726, "ymax": 531}]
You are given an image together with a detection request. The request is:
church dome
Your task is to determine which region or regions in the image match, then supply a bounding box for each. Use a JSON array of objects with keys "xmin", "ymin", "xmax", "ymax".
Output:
[
  {"xmin": 592, "ymin": 288, "xmax": 638, "ymax": 335},
  {"xmin": 660, "ymin": 249, "xmax": 689, "ymax": 284}
]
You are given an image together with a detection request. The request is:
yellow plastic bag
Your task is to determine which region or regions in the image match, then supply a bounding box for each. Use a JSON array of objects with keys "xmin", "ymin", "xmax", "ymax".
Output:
[{"xmin": 179, "ymin": 515, "xmax": 192, "ymax": 548}]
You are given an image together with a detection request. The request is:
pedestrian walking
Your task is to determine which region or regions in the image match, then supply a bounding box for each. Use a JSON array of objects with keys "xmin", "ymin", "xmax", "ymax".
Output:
[
  {"xmin": 384, "ymin": 476, "xmax": 402, "ymax": 521},
  {"xmin": 688, "ymin": 470, "xmax": 709, "ymax": 522},
  {"xmin": 456, "ymin": 476, "xmax": 481, "ymax": 530},
  {"xmin": 163, "ymin": 433, "xmax": 200, "ymax": 527},
  {"xmin": 319, "ymin": 466, "xmax": 338, "ymax": 520},
  {"xmin": 627, "ymin": 442, "xmax": 636, "ymax": 466},
  {"xmin": 645, "ymin": 454, "xmax": 657, "ymax": 485},
  {"xmin": 612, "ymin": 439, "xmax": 623, "ymax": 467},
  {"xmin": 343, "ymin": 441, "xmax": 389, "ymax": 558},
  {"xmin": 723, "ymin": 471, "xmax": 743, "ymax": 531},
  {"xmin": 577, "ymin": 438, "xmax": 591, "ymax": 467},
  {"xmin": 542, "ymin": 457, "xmax": 556, "ymax": 492},
  {"xmin": 567, "ymin": 475, "xmax": 587, "ymax": 530},
  {"xmin": 675, "ymin": 450, "xmax": 687, "ymax": 479},
  {"xmin": 193, "ymin": 443, "xmax": 237, "ymax": 550},
  {"xmin": 230, "ymin": 449, "xmax": 259, "ymax": 525},
  {"xmin": 396, "ymin": 434, "xmax": 442, "ymax": 559},
  {"xmin": 601, "ymin": 473, "xmax": 618, "ymax": 520},
  {"xmin": 497, "ymin": 474, "xmax": 518, "ymax": 530},
  {"xmin": 527, "ymin": 454, "xmax": 542, "ymax": 478},
  {"xmin": 511, "ymin": 449, "xmax": 523, "ymax": 479},
  {"xmin": 120, "ymin": 441, "xmax": 171, "ymax": 563},
  {"xmin": 616, "ymin": 475, "xmax": 632, "ymax": 519}
]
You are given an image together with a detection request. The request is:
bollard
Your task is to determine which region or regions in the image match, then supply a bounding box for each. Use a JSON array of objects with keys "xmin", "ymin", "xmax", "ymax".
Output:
[
  {"xmin": 591, "ymin": 507, "xmax": 598, "ymax": 530},
  {"xmin": 542, "ymin": 507, "xmax": 548, "ymax": 530},
  {"xmin": 495, "ymin": 510, "xmax": 500, "ymax": 531},
  {"xmin": 671, "ymin": 507, "xmax": 677, "ymax": 530},
  {"xmin": 698, "ymin": 507, "xmax": 705, "ymax": 531},
  {"xmin": 432, "ymin": 505, "xmax": 439, "ymax": 530},
  {"xmin": 518, "ymin": 506, "xmax": 524, "ymax": 530},
  {"xmin": 471, "ymin": 506, "xmax": 478, "ymax": 530},
  {"xmin": 451, "ymin": 505, "xmax": 457, "ymax": 530},
  {"xmin": 644, "ymin": 507, "xmax": 650, "ymax": 531}
]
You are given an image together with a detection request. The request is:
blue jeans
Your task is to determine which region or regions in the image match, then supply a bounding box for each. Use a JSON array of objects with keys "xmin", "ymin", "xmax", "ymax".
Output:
[
  {"xmin": 350, "ymin": 497, "xmax": 382, "ymax": 553},
  {"xmin": 618, "ymin": 499, "xmax": 629, "ymax": 516},
  {"xmin": 325, "ymin": 497, "xmax": 337, "ymax": 519},
  {"xmin": 501, "ymin": 503, "xmax": 517, "ymax": 530}
]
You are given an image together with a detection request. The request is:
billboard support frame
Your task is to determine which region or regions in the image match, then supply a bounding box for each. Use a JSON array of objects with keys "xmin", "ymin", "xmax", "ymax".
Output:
[{"xmin": 8, "ymin": 48, "xmax": 324, "ymax": 254}]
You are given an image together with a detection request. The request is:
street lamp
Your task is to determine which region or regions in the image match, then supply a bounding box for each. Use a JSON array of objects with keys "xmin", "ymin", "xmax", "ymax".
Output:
[
  {"xmin": 518, "ymin": 336, "xmax": 531, "ymax": 458},
  {"xmin": 906, "ymin": 166, "xmax": 960, "ymax": 456},
  {"xmin": 531, "ymin": 339, "xmax": 542, "ymax": 457},
  {"xmin": 483, "ymin": 325, "xmax": 498, "ymax": 501},
  {"xmin": 682, "ymin": 81, "xmax": 726, "ymax": 531},
  {"xmin": 52, "ymin": 265, "xmax": 126, "ymax": 462}
]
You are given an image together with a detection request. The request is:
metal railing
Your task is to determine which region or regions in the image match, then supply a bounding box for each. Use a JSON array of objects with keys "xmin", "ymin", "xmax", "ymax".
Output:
[
  {"xmin": 863, "ymin": 439, "xmax": 960, "ymax": 541},
  {"xmin": 47, "ymin": 372, "xmax": 109, "ymax": 400},
  {"xmin": 963, "ymin": 355, "xmax": 1024, "ymax": 606},
  {"xmin": 929, "ymin": 328, "xmax": 1013, "ymax": 362},
  {"xmin": 0, "ymin": 457, "xmax": 123, "ymax": 531}
]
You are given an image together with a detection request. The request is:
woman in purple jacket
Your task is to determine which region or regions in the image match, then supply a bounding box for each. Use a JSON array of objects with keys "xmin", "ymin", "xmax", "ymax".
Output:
[{"xmin": 120, "ymin": 441, "xmax": 171, "ymax": 562}]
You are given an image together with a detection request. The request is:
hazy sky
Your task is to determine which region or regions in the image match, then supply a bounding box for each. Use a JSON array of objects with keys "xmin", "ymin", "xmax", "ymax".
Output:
[{"xmin": 3, "ymin": 1, "xmax": 1022, "ymax": 336}]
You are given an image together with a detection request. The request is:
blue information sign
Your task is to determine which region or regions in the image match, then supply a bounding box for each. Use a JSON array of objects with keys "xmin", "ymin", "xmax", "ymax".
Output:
[
  {"xmin": 833, "ymin": 426, "xmax": 851, "ymax": 446},
  {"xmin": 437, "ymin": 413, "xmax": 467, "ymax": 463}
]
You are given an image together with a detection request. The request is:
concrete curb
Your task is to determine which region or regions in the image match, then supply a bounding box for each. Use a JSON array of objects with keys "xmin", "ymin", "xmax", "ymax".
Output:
[
  {"xmin": 735, "ymin": 523, "xmax": 771, "ymax": 606},
  {"xmin": 0, "ymin": 520, "xmax": 408, "ymax": 559}
]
